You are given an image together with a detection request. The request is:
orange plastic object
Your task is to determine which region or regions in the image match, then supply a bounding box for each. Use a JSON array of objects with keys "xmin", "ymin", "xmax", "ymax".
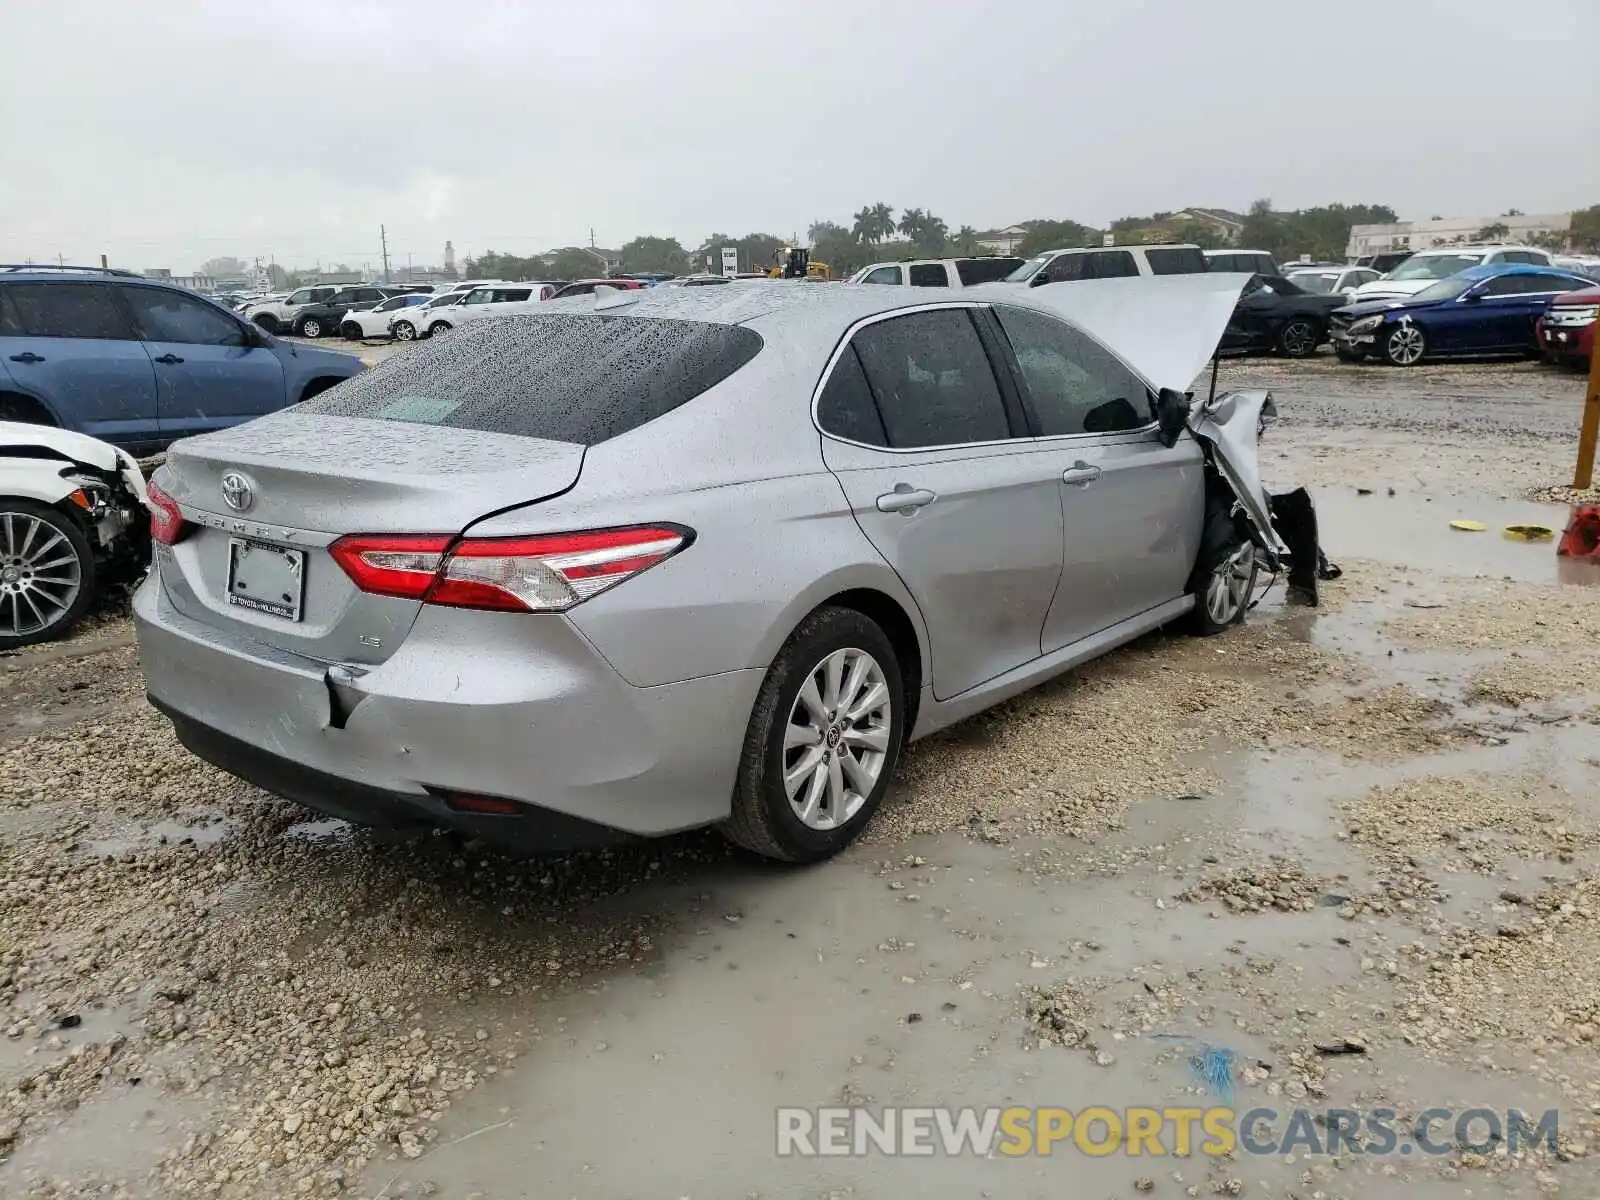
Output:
[{"xmin": 1558, "ymin": 505, "xmax": 1600, "ymax": 561}]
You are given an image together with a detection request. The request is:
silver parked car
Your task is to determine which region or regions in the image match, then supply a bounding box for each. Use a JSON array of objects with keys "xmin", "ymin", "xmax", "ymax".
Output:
[{"xmin": 134, "ymin": 277, "xmax": 1257, "ymax": 862}]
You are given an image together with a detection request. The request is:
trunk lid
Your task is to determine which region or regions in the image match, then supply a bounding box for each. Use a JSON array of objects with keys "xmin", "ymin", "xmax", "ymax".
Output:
[{"xmin": 156, "ymin": 411, "xmax": 584, "ymax": 664}]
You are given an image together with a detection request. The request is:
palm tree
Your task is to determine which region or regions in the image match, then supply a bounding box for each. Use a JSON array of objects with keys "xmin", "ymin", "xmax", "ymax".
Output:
[
  {"xmin": 851, "ymin": 207, "xmax": 876, "ymax": 245},
  {"xmin": 897, "ymin": 208, "xmax": 926, "ymax": 241},
  {"xmin": 869, "ymin": 202, "xmax": 895, "ymax": 244}
]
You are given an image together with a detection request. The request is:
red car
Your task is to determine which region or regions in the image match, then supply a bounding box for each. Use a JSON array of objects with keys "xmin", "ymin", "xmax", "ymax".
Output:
[
  {"xmin": 548, "ymin": 278, "xmax": 647, "ymax": 300},
  {"xmin": 1537, "ymin": 284, "xmax": 1599, "ymax": 367}
]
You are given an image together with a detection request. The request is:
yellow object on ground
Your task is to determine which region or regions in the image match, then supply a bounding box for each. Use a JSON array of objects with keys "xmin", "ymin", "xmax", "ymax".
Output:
[
  {"xmin": 1502, "ymin": 524, "xmax": 1555, "ymax": 542},
  {"xmin": 1449, "ymin": 520, "xmax": 1487, "ymax": 532}
]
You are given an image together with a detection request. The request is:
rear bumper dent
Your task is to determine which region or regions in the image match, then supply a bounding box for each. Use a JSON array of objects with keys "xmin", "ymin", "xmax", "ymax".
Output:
[{"xmin": 134, "ymin": 579, "xmax": 763, "ymax": 846}]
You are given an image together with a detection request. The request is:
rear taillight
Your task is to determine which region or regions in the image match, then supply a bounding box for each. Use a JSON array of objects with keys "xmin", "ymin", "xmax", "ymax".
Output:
[
  {"xmin": 329, "ymin": 525, "xmax": 690, "ymax": 612},
  {"xmin": 147, "ymin": 479, "xmax": 190, "ymax": 546}
]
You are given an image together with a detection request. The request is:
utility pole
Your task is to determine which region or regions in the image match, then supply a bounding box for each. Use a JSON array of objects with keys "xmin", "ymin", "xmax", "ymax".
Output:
[
  {"xmin": 1575, "ymin": 336, "xmax": 1600, "ymax": 489},
  {"xmin": 100, "ymin": 254, "xmax": 108, "ymax": 269},
  {"xmin": 380, "ymin": 224, "xmax": 391, "ymax": 283}
]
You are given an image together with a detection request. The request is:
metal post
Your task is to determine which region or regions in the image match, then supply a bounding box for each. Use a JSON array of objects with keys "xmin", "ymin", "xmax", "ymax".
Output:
[
  {"xmin": 380, "ymin": 225, "xmax": 391, "ymax": 283},
  {"xmin": 1576, "ymin": 339, "xmax": 1600, "ymax": 489}
]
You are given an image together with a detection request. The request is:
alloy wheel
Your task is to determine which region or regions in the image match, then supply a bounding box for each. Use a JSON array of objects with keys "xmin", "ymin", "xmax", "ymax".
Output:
[
  {"xmin": 782, "ymin": 646, "xmax": 892, "ymax": 831},
  {"xmin": 0, "ymin": 511, "xmax": 83, "ymax": 640},
  {"xmin": 394, "ymin": 322, "xmax": 415, "ymax": 340},
  {"xmin": 1204, "ymin": 542, "xmax": 1255, "ymax": 626},
  {"xmin": 1386, "ymin": 325, "xmax": 1425, "ymax": 366},
  {"xmin": 1280, "ymin": 320, "xmax": 1317, "ymax": 358},
  {"xmin": 301, "ymin": 318, "xmax": 322, "ymax": 338}
]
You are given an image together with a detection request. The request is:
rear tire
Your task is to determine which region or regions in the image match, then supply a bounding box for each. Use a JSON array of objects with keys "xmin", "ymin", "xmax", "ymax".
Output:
[
  {"xmin": 427, "ymin": 321, "xmax": 451, "ymax": 337},
  {"xmin": 253, "ymin": 314, "xmax": 280, "ymax": 334},
  {"xmin": 1188, "ymin": 491, "xmax": 1257, "ymax": 636},
  {"xmin": 722, "ymin": 606, "xmax": 905, "ymax": 863},
  {"xmin": 0, "ymin": 500, "xmax": 96, "ymax": 651},
  {"xmin": 340, "ymin": 321, "xmax": 363, "ymax": 340}
]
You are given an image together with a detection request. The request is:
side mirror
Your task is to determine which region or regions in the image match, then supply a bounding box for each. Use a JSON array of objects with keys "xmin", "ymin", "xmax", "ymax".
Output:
[
  {"xmin": 1460, "ymin": 290, "xmax": 1482, "ymax": 303},
  {"xmin": 1156, "ymin": 387, "xmax": 1189, "ymax": 448}
]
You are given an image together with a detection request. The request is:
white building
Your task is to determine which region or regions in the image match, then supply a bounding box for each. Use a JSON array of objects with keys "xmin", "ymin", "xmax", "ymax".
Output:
[{"xmin": 1347, "ymin": 212, "xmax": 1570, "ymax": 258}]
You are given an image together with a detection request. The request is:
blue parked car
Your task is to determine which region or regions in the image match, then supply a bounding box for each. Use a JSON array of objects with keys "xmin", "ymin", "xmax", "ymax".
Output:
[
  {"xmin": 1329, "ymin": 264, "xmax": 1596, "ymax": 367},
  {"xmin": 0, "ymin": 266, "xmax": 365, "ymax": 455}
]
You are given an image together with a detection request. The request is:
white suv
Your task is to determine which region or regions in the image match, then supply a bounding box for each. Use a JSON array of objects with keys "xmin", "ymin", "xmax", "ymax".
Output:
[
  {"xmin": 1004, "ymin": 244, "xmax": 1208, "ymax": 287},
  {"xmin": 1348, "ymin": 245, "xmax": 1554, "ymax": 302},
  {"xmin": 416, "ymin": 283, "xmax": 554, "ymax": 336},
  {"xmin": 240, "ymin": 285, "xmax": 343, "ymax": 333},
  {"xmin": 848, "ymin": 257, "xmax": 1024, "ymax": 287}
]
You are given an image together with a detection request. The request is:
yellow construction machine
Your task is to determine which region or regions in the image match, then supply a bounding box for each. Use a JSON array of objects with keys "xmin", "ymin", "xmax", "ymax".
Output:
[{"xmin": 768, "ymin": 246, "xmax": 831, "ymax": 281}]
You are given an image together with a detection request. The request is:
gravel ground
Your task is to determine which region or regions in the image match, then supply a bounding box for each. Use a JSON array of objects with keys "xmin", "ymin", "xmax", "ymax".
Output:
[{"xmin": 3, "ymin": 355, "xmax": 1600, "ymax": 1198}]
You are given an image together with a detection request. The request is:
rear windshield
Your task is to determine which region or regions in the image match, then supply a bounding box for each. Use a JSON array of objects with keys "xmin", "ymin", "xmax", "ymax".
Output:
[
  {"xmin": 1145, "ymin": 247, "xmax": 1208, "ymax": 275},
  {"xmin": 955, "ymin": 257, "xmax": 1024, "ymax": 285},
  {"xmin": 303, "ymin": 314, "xmax": 763, "ymax": 445}
]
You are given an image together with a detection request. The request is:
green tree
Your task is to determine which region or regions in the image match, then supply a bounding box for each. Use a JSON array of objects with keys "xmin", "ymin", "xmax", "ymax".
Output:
[
  {"xmin": 618, "ymin": 236, "xmax": 689, "ymax": 275},
  {"xmin": 852, "ymin": 202, "xmax": 895, "ymax": 245},
  {"xmin": 1238, "ymin": 198, "xmax": 1289, "ymax": 255},
  {"xmin": 1169, "ymin": 219, "xmax": 1225, "ymax": 250},
  {"xmin": 948, "ymin": 225, "xmax": 982, "ymax": 255},
  {"xmin": 736, "ymin": 232, "xmax": 785, "ymax": 274},
  {"xmin": 545, "ymin": 248, "xmax": 601, "ymax": 280},
  {"xmin": 200, "ymin": 256, "xmax": 248, "ymax": 278},
  {"xmin": 1474, "ymin": 222, "xmax": 1511, "ymax": 241},
  {"xmin": 1015, "ymin": 219, "xmax": 1096, "ymax": 258},
  {"xmin": 1529, "ymin": 230, "xmax": 1568, "ymax": 253},
  {"xmin": 809, "ymin": 221, "xmax": 869, "ymax": 276},
  {"xmin": 893, "ymin": 209, "xmax": 948, "ymax": 256},
  {"xmin": 265, "ymin": 264, "xmax": 289, "ymax": 289},
  {"xmin": 1571, "ymin": 206, "xmax": 1600, "ymax": 252}
]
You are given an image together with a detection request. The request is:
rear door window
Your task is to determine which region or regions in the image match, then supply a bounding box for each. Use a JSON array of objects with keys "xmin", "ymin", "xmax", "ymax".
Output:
[
  {"xmin": 303, "ymin": 314, "xmax": 763, "ymax": 445},
  {"xmin": 495, "ymin": 288, "xmax": 533, "ymax": 301},
  {"xmin": 1145, "ymin": 247, "xmax": 1208, "ymax": 275},
  {"xmin": 1042, "ymin": 253, "xmax": 1087, "ymax": 284},
  {"xmin": 994, "ymin": 305, "xmax": 1152, "ymax": 436},
  {"xmin": 954, "ymin": 258, "xmax": 1023, "ymax": 285},
  {"xmin": 849, "ymin": 309, "xmax": 1011, "ymax": 448},
  {"xmin": 907, "ymin": 263, "xmax": 947, "ymax": 287},
  {"xmin": 1087, "ymin": 251, "xmax": 1139, "ymax": 279},
  {"xmin": 1, "ymin": 283, "xmax": 135, "ymax": 340}
]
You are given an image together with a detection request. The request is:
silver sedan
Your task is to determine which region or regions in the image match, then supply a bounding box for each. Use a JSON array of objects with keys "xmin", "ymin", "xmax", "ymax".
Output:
[{"xmin": 134, "ymin": 276, "xmax": 1255, "ymax": 862}]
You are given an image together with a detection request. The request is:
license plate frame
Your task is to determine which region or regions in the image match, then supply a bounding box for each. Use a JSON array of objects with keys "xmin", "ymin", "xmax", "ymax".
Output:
[{"xmin": 225, "ymin": 537, "xmax": 306, "ymax": 621}]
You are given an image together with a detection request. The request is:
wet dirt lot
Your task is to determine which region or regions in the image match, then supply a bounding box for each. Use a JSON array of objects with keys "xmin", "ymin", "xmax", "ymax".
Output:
[{"xmin": 3, "ymin": 354, "xmax": 1599, "ymax": 1199}]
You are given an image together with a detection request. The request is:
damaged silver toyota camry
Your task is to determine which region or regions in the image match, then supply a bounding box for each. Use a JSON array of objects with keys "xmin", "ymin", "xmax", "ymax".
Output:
[{"xmin": 134, "ymin": 275, "xmax": 1320, "ymax": 862}]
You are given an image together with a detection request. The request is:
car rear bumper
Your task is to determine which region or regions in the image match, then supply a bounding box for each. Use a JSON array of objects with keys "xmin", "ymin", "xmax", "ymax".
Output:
[{"xmin": 134, "ymin": 578, "xmax": 763, "ymax": 851}]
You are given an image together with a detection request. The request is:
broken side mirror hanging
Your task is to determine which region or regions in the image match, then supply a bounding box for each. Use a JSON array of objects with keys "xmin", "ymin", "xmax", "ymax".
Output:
[{"xmin": 1156, "ymin": 386, "xmax": 1189, "ymax": 448}]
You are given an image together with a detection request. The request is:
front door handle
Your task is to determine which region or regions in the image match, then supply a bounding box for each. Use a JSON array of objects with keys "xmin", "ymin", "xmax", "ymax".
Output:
[
  {"xmin": 8, "ymin": 352, "xmax": 44, "ymax": 364},
  {"xmin": 152, "ymin": 353, "xmax": 185, "ymax": 365},
  {"xmin": 876, "ymin": 485, "xmax": 937, "ymax": 513},
  {"xmin": 1061, "ymin": 461, "xmax": 1102, "ymax": 487}
]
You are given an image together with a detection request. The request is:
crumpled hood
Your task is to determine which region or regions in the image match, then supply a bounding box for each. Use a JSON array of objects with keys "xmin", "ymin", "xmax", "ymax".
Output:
[
  {"xmin": 1337, "ymin": 296, "xmax": 1426, "ymax": 320},
  {"xmin": 0, "ymin": 420, "xmax": 128, "ymax": 471},
  {"xmin": 973, "ymin": 273, "xmax": 1252, "ymax": 391}
]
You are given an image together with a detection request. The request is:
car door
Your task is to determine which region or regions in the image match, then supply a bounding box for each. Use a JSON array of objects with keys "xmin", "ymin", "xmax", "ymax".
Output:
[
  {"xmin": 118, "ymin": 283, "xmax": 287, "ymax": 441},
  {"xmin": 817, "ymin": 306, "xmax": 1064, "ymax": 701},
  {"xmin": 0, "ymin": 281, "xmax": 159, "ymax": 448},
  {"xmin": 1222, "ymin": 276, "xmax": 1277, "ymax": 352},
  {"xmin": 990, "ymin": 303, "xmax": 1203, "ymax": 650},
  {"xmin": 1455, "ymin": 275, "xmax": 1546, "ymax": 351}
]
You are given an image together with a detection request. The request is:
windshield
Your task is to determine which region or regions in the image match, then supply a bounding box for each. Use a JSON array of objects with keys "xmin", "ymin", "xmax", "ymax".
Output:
[
  {"xmin": 1410, "ymin": 276, "xmax": 1479, "ymax": 303},
  {"xmin": 1389, "ymin": 253, "xmax": 1484, "ymax": 281},
  {"xmin": 1005, "ymin": 256, "xmax": 1049, "ymax": 283},
  {"xmin": 1288, "ymin": 271, "xmax": 1339, "ymax": 294}
]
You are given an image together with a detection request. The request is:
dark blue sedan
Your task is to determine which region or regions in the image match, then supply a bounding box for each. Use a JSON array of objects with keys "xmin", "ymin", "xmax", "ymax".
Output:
[{"xmin": 1328, "ymin": 264, "xmax": 1595, "ymax": 366}]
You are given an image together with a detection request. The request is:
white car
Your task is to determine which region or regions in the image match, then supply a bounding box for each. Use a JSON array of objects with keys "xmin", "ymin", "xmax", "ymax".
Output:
[
  {"xmin": 340, "ymin": 293, "xmax": 434, "ymax": 339},
  {"xmin": 0, "ymin": 422, "xmax": 149, "ymax": 648},
  {"xmin": 848, "ymin": 257, "xmax": 1025, "ymax": 287},
  {"xmin": 1285, "ymin": 265, "xmax": 1382, "ymax": 297},
  {"xmin": 240, "ymin": 285, "xmax": 344, "ymax": 334},
  {"xmin": 1004, "ymin": 244, "xmax": 1210, "ymax": 287},
  {"xmin": 415, "ymin": 283, "xmax": 554, "ymax": 336},
  {"xmin": 1347, "ymin": 245, "xmax": 1553, "ymax": 302}
]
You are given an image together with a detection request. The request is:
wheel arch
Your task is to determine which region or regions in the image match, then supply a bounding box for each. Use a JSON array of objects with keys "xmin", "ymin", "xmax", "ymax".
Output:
[{"xmin": 0, "ymin": 389, "xmax": 63, "ymax": 427}]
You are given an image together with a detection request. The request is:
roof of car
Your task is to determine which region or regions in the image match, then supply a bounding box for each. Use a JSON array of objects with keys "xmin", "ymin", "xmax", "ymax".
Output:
[
  {"xmin": 1453, "ymin": 263, "xmax": 1585, "ymax": 281},
  {"xmin": 1204, "ymin": 248, "xmax": 1275, "ymax": 256},
  {"xmin": 1032, "ymin": 243, "xmax": 1200, "ymax": 256},
  {"xmin": 1409, "ymin": 244, "xmax": 1544, "ymax": 256}
]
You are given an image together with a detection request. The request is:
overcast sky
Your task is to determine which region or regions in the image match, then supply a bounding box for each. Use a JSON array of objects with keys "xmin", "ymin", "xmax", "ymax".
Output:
[{"xmin": 2, "ymin": 0, "xmax": 1596, "ymax": 273}]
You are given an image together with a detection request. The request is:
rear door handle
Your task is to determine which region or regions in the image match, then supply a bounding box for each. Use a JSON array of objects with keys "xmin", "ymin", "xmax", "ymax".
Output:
[
  {"xmin": 8, "ymin": 352, "xmax": 44, "ymax": 364},
  {"xmin": 152, "ymin": 353, "xmax": 185, "ymax": 365},
  {"xmin": 1061, "ymin": 461, "xmax": 1102, "ymax": 487},
  {"xmin": 876, "ymin": 485, "xmax": 937, "ymax": 513}
]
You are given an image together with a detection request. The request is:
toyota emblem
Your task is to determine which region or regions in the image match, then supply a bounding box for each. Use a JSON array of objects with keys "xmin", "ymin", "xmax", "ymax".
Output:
[{"xmin": 220, "ymin": 471, "xmax": 255, "ymax": 512}]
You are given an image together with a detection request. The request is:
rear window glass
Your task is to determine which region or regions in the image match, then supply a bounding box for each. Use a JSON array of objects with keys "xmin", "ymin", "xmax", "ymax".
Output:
[
  {"xmin": 955, "ymin": 257, "xmax": 1024, "ymax": 285},
  {"xmin": 1146, "ymin": 247, "xmax": 1209, "ymax": 275},
  {"xmin": 303, "ymin": 314, "xmax": 763, "ymax": 445}
]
